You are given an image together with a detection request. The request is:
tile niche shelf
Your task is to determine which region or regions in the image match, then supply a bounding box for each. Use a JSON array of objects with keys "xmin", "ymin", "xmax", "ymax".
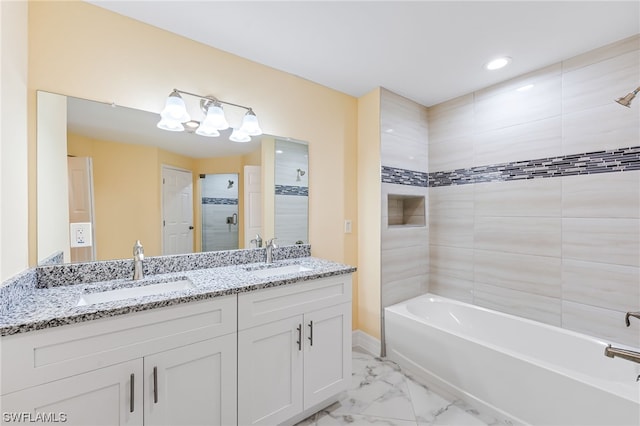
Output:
[{"xmin": 387, "ymin": 194, "xmax": 426, "ymax": 227}]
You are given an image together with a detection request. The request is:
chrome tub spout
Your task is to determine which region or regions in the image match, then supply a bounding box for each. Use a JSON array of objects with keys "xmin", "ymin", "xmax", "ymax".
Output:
[{"xmin": 604, "ymin": 345, "xmax": 640, "ymax": 364}]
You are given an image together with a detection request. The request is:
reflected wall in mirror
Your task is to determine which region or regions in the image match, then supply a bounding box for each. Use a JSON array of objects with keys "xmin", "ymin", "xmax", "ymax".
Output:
[
  {"xmin": 274, "ymin": 140, "xmax": 308, "ymax": 246},
  {"xmin": 36, "ymin": 91, "xmax": 309, "ymax": 264}
]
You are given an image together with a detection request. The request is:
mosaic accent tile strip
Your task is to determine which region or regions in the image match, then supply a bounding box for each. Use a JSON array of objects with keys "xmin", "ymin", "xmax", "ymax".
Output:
[
  {"xmin": 429, "ymin": 146, "xmax": 640, "ymax": 187},
  {"xmin": 35, "ymin": 245, "xmax": 312, "ymax": 288},
  {"xmin": 275, "ymin": 184, "xmax": 309, "ymax": 196},
  {"xmin": 381, "ymin": 166, "xmax": 429, "ymax": 187},
  {"xmin": 201, "ymin": 197, "xmax": 238, "ymax": 205}
]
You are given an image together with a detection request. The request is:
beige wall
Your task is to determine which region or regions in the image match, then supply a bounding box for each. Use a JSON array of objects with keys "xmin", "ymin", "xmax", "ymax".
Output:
[
  {"xmin": 427, "ymin": 35, "xmax": 640, "ymax": 347},
  {"xmin": 357, "ymin": 88, "xmax": 381, "ymax": 338},
  {"xmin": 68, "ymin": 133, "xmax": 195, "ymax": 260},
  {"xmin": 1, "ymin": 1, "xmax": 29, "ymax": 281}
]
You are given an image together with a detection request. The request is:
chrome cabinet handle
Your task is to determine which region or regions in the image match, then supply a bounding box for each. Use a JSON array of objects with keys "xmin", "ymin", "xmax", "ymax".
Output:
[
  {"xmin": 308, "ymin": 321, "xmax": 313, "ymax": 346},
  {"xmin": 153, "ymin": 366, "xmax": 158, "ymax": 404},
  {"xmin": 130, "ymin": 374, "xmax": 135, "ymax": 413},
  {"xmin": 296, "ymin": 324, "xmax": 302, "ymax": 351}
]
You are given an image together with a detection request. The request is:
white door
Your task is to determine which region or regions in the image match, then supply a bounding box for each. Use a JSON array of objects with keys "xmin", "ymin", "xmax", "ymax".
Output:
[
  {"xmin": 162, "ymin": 166, "xmax": 193, "ymax": 255},
  {"xmin": 244, "ymin": 165, "xmax": 262, "ymax": 248},
  {"xmin": 238, "ymin": 315, "xmax": 304, "ymax": 425},
  {"xmin": 144, "ymin": 335, "xmax": 237, "ymax": 426},
  {"xmin": 1, "ymin": 359, "xmax": 143, "ymax": 426},
  {"xmin": 67, "ymin": 156, "xmax": 95, "ymax": 263},
  {"xmin": 304, "ymin": 302, "xmax": 352, "ymax": 409}
]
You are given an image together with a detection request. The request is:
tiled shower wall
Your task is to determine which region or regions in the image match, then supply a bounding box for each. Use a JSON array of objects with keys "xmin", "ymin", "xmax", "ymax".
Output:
[
  {"xmin": 427, "ymin": 35, "xmax": 640, "ymax": 347},
  {"xmin": 380, "ymin": 89, "xmax": 429, "ymax": 313}
]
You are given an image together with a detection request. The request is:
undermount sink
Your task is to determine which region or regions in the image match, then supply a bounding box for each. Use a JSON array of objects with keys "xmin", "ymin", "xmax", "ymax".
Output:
[
  {"xmin": 248, "ymin": 264, "xmax": 312, "ymax": 278},
  {"xmin": 76, "ymin": 279, "xmax": 195, "ymax": 307}
]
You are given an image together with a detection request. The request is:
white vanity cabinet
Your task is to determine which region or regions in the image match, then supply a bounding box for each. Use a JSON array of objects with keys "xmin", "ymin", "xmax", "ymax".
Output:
[
  {"xmin": 0, "ymin": 295, "xmax": 237, "ymax": 426},
  {"xmin": 237, "ymin": 275, "xmax": 352, "ymax": 426}
]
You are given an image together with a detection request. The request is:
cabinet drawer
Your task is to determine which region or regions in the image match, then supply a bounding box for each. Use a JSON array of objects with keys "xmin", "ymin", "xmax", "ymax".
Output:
[
  {"xmin": 238, "ymin": 274, "xmax": 352, "ymax": 330},
  {"xmin": 1, "ymin": 295, "xmax": 236, "ymax": 395}
]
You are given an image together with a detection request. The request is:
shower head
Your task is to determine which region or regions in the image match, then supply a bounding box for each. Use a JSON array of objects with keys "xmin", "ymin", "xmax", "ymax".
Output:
[
  {"xmin": 227, "ymin": 180, "xmax": 234, "ymax": 189},
  {"xmin": 296, "ymin": 168, "xmax": 306, "ymax": 182},
  {"xmin": 615, "ymin": 86, "xmax": 640, "ymax": 107}
]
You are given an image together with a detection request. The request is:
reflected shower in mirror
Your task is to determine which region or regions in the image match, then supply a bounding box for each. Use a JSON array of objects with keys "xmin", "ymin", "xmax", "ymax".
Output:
[
  {"xmin": 274, "ymin": 139, "xmax": 308, "ymax": 246},
  {"xmin": 201, "ymin": 173, "xmax": 239, "ymax": 251},
  {"xmin": 36, "ymin": 91, "xmax": 309, "ymax": 264}
]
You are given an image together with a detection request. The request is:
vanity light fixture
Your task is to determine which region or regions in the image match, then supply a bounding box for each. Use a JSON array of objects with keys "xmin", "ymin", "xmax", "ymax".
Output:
[
  {"xmin": 484, "ymin": 56, "xmax": 512, "ymax": 71},
  {"xmin": 157, "ymin": 89, "xmax": 262, "ymax": 140},
  {"xmin": 615, "ymin": 86, "xmax": 640, "ymax": 107}
]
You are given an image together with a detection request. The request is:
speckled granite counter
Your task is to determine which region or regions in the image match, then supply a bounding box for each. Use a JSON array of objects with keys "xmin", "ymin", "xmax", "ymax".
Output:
[{"xmin": 0, "ymin": 252, "xmax": 356, "ymax": 337}]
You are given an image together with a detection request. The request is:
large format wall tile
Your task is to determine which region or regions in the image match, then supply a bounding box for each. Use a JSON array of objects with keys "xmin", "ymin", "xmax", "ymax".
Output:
[
  {"xmin": 562, "ymin": 171, "xmax": 640, "ymax": 218},
  {"xmin": 425, "ymin": 36, "xmax": 639, "ymax": 345},
  {"xmin": 428, "ymin": 270, "xmax": 474, "ymax": 303},
  {"xmin": 562, "ymin": 259, "xmax": 640, "ymax": 312},
  {"xmin": 474, "ymin": 250, "xmax": 561, "ymax": 298},
  {"xmin": 562, "ymin": 49, "xmax": 640, "ymax": 114},
  {"xmin": 474, "ymin": 216, "xmax": 561, "ymax": 257},
  {"xmin": 474, "ymin": 282, "xmax": 562, "ymax": 326},
  {"xmin": 474, "ymin": 65, "xmax": 562, "ymax": 134},
  {"xmin": 381, "ymin": 131, "xmax": 428, "ymax": 172},
  {"xmin": 562, "ymin": 218, "xmax": 640, "ymax": 266},
  {"xmin": 381, "ymin": 275, "xmax": 428, "ymax": 308},
  {"xmin": 427, "ymin": 94, "xmax": 474, "ymax": 144},
  {"xmin": 562, "ymin": 301, "xmax": 640, "ymax": 347},
  {"xmin": 562, "ymin": 103, "xmax": 640, "ymax": 154},
  {"xmin": 428, "ymin": 136, "xmax": 475, "ymax": 172},
  {"xmin": 474, "ymin": 179, "xmax": 561, "ymax": 218},
  {"xmin": 473, "ymin": 116, "xmax": 562, "ymax": 166}
]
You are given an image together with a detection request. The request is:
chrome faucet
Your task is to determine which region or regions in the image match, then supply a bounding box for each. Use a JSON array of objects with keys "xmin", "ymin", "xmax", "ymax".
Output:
[
  {"xmin": 625, "ymin": 312, "xmax": 640, "ymax": 327},
  {"xmin": 133, "ymin": 240, "xmax": 144, "ymax": 280},
  {"xmin": 265, "ymin": 238, "xmax": 278, "ymax": 264},
  {"xmin": 250, "ymin": 234, "xmax": 263, "ymax": 248}
]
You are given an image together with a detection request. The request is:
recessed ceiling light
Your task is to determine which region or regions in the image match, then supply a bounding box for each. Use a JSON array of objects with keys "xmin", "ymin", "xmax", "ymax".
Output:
[
  {"xmin": 275, "ymin": 149, "xmax": 284, "ymax": 154},
  {"xmin": 485, "ymin": 56, "xmax": 512, "ymax": 71}
]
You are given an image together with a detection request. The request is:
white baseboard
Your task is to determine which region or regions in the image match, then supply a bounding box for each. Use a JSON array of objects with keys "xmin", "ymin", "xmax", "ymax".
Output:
[{"xmin": 352, "ymin": 330, "xmax": 381, "ymax": 356}]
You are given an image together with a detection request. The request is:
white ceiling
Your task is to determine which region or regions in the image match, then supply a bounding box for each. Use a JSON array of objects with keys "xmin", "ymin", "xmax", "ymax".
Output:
[{"xmin": 88, "ymin": 0, "xmax": 640, "ymax": 107}]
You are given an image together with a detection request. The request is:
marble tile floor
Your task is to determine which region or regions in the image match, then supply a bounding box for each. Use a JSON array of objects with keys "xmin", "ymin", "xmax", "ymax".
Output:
[{"xmin": 296, "ymin": 349, "xmax": 500, "ymax": 426}]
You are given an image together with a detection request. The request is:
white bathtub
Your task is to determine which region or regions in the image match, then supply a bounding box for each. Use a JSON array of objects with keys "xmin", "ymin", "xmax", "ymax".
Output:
[{"xmin": 384, "ymin": 294, "xmax": 640, "ymax": 426}]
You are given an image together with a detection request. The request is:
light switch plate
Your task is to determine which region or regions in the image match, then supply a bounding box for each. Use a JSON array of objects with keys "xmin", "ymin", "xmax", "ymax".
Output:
[
  {"xmin": 70, "ymin": 222, "xmax": 93, "ymax": 247},
  {"xmin": 344, "ymin": 220, "xmax": 352, "ymax": 234}
]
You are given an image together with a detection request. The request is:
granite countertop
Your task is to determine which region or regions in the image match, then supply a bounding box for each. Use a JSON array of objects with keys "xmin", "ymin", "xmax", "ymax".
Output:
[{"xmin": 0, "ymin": 257, "xmax": 356, "ymax": 337}]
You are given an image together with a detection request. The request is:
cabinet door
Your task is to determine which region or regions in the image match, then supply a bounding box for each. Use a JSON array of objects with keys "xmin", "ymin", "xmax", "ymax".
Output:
[
  {"xmin": 304, "ymin": 302, "xmax": 352, "ymax": 409},
  {"xmin": 143, "ymin": 334, "xmax": 236, "ymax": 426},
  {"xmin": 238, "ymin": 315, "xmax": 304, "ymax": 425},
  {"xmin": 0, "ymin": 359, "xmax": 142, "ymax": 426}
]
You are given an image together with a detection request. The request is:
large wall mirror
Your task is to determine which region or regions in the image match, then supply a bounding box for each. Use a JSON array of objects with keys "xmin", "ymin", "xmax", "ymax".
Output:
[{"xmin": 36, "ymin": 91, "xmax": 308, "ymax": 264}]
